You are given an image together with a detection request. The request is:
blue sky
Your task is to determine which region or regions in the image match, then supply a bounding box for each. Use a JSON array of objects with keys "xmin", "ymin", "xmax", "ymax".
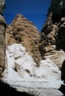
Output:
[{"xmin": 4, "ymin": 0, "xmax": 50, "ymax": 31}]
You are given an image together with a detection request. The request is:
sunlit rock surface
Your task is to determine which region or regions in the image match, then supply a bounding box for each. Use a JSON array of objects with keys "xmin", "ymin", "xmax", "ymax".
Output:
[
  {"xmin": 6, "ymin": 14, "xmax": 42, "ymax": 64},
  {"xmin": 2, "ymin": 43, "xmax": 63, "ymax": 91},
  {"xmin": 0, "ymin": 0, "xmax": 64, "ymax": 95}
]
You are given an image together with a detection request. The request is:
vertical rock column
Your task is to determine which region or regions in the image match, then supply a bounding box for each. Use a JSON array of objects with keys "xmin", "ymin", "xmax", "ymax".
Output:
[{"xmin": 0, "ymin": 0, "xmax": 6, "ymax": 76}]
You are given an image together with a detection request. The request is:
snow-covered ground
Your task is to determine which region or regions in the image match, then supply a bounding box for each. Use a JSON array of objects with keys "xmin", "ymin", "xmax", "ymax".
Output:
[{"xmin": 2, "ymin": 43, "xmax": 63, "ymax": 89}]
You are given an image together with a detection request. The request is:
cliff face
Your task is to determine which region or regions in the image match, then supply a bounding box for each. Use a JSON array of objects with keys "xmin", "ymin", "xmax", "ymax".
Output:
[
  {"xmin": 3, "ymin": 13, "xmax": 62, "ymax": 92},
  {"xmin": 6, "ymin": 0, "xmax": 65, "ymax": 68},
  {"xmin": 1, "ymin": 0, "xmax": 65, "ymax": 95},
  {"xmin": 0, "ymin": 0, "xmax": 6, "ymax": 76},
  {"xmin": 39, "ymin": 0, "xmax": 65, "ymax": 68},
  {"xmin": 6, "ymin": 14, "xmax": 42, "ymax": 64}
]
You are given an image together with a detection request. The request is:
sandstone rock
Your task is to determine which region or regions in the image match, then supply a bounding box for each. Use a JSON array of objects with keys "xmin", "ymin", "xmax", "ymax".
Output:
[
  {"xmin": 6, "ymin": 14, "xmax": 42, "ymax": 64},
  {"xmin": 0, "ymin": 80, "xmax": 63, "ymax": 96},
  {"xmin": 2, "ymin": 43, "xmax": 62, "ymax": 90},
  {"xmin": 0, "ymin": 0, "xmax": 6, "ymax": 76},
  {"xmin": 38, "ymin": 1, "xmax": 65, "ymax": 93},
  {"xmin": 39, "ymin": 24, "xmax": 58, "ymax": 58},
  {"xmin": 44, "ymin": 50, "xmax": 65, "ymax": 68},
  {"xmin": 0, "ymin": 0, "xmax": 64, "ymax": 95},
  {"xmin": 39, "ymin": 0, "xmax": 65, "ymax": 68},
  {"xmin": 0, "ymin": 19, "xmax": 6, "ymax": 76}
]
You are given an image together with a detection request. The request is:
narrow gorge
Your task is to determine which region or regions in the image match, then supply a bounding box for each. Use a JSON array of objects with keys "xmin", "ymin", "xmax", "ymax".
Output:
[{"xmin": 0, "ymin": 0, "xmax": 65, "ymax": 96}]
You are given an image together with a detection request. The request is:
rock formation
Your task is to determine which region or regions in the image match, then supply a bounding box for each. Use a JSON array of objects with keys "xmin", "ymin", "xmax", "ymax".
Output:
[
  {"xmin": 2, "ymin": 43, "xmax": 62, "ymax": 90},
  {"xmin": 6, "ymin": 14, "xmax": 42, "ymax": 64},
  {"xmin": 1, "ymin": 0, "xmax": 65, "ymax": 95},
  {"xmin": 39, "ymin": 0, "xmax": 65, "ymax": 68},
  {"xmin": 5, "ymin": 0, "xmax": 65, "ymax": 69},
  {"xmin": 39, "ymin": 1, "xmax": 65, "ymax": 94},
  {"xmin": 0, "ymin": 0, "xmax": 6, "ymax": 76},
  {"xmin": 56, "ymin": 17, "xmax": 65, "ymax": 51}
]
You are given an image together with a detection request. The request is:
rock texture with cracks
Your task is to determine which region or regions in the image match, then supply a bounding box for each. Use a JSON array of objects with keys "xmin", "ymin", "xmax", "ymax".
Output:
[
  {"xmin": 0, "ymin": 0, "xmax": 6, "ymax": 76},
  {"xmin": 6, "ymin": 14, "xmax": 42, "ymax": 64},
  {"xmin": 0, "ymin": 0, "xmax": 65, "ymax": 95},
  {"xmin": 39, "ymin": 0, "xmax": 65, "ymax": 69},
  {"xmin": 2, "ymin": 43, "xmax": 62, "ymax": 89}
]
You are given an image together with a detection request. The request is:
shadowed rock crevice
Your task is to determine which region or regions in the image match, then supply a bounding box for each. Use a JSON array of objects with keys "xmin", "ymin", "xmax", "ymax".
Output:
[{"xmin": 56, "ymin": 17, "xmax": 65, "ymax": 51}]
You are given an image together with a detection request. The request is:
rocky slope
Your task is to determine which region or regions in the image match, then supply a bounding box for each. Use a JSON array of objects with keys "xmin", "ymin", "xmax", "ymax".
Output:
[
  {"xmin": 39, "ymin": 0, "xmax": 65, "ymax": 69},
  {"xmin": 2, "ymin": 43, "xmax": 63, "ymax": 96},
  {"xmin": 3, "ymin": 12, "xmax": 63, "ymax": 95}
]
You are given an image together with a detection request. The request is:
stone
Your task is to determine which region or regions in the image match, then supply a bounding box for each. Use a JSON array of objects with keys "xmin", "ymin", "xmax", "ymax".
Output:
[
  {"xmin": 56, "ymin": 17, "xmax": 65, "ymax": 51},
  {"xmin": 2, "ymin": 0, "xmax": 65, "ymax": 95},
  {"xmin": 0, "ymin": 0, "xmax": 6, "ymax": 76},
  {"xmin": 2, "ymin": 43, "xmax": 62, "ymax": 93},
  {"xmin": 0, "ymin": 0, "xmax": 5, "ymax": 14},
  {"xmin": 39, "ymin": 0, "xmax": 65, "ymax": 69},
  {"xmin": 6, "ymin": 14, "xmax": 42, "ymax": 64}
]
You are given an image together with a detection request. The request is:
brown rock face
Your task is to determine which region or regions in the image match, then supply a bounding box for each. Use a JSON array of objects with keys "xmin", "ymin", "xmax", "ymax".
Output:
[
  {"xmin": 6, "ymin": 14, "xmax": 42, "ymax": 64},
  {"xmin": 39, "ymin": 0, "xmax": 65, "ymax": 68},
  {"xmin": 5, "ymin": 0, "xmax": 65, "ymax": 69},
  {"xmin": 6, "ymin": 0, "xmax": 65, "ymax": 68},
  {"xmin": 0, "ymin": 19, "xmax": 6, "ymax": 76},
  {"xmin": 0, "ymin": 0, "xmax": 6, "ymax": 76}
]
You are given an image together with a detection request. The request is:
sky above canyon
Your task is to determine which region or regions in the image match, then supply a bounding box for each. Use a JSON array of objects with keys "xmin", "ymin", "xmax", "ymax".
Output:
[{"xmin": 4, "ymin": 0, "xmax": 50, "ymax": 31}]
